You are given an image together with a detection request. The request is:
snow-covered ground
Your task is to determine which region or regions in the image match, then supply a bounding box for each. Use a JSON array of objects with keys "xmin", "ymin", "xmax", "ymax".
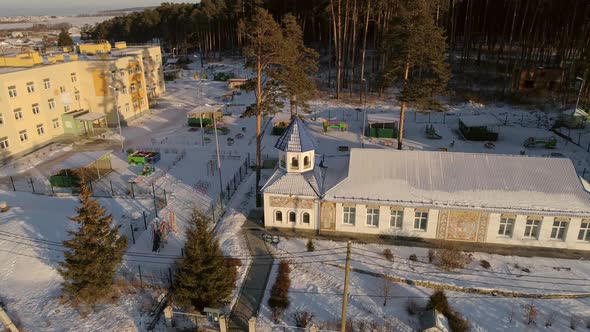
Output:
[
  {"xmin": 2, "ymin": 56, "xmax": 590, "ymax": 330},
  {"xmin": 257, "ymin": 238, "xmax": 590, "ymax": 331}
]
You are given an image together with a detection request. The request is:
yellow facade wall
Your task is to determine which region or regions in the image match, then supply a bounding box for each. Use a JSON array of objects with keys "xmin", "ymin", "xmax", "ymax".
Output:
[
  {"xmin": 79, "ymin": 42, "xmax": 112, "ymax": 55},
  {"xmin": 0, "ymin": 45, "xmax": 163, "ymax": 162}
]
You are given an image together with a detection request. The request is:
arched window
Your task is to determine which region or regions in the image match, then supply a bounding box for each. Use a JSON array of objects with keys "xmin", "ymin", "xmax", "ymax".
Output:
[
  {"xmin": 291, "ymin": 157, "xmax": 299, "ymax": 169},
  {"xmin": 302, "ymin": 212, "xmax": 310, "ymax": 224},
  {"xmin": 304, "ymin": 156, "xmax": 310, "ymax": 168},
  {"xmin": 275, "ymin": 211, "xmax": 283, "ymax": 222},
  {"xmin": 289, "ymin": 211, "xmax": 296, "ymax": 223}
]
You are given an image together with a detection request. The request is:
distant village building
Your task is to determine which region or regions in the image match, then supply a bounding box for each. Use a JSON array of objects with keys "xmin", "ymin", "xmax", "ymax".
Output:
[
  {"xmin": 514, "ymin": 67, "xmax": 565, "ymax": 92},
  {"xmin": 263, "ymin": 118, "xmax": 590, "ymax": 251}
]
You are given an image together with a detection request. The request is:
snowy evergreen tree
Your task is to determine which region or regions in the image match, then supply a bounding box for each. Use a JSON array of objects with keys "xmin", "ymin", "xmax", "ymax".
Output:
[
  {"xmin": 174, "ymin": 209, "xmax": 237, "ymax": 311},
  {"xmin": 58, "ymin": 182, "xmax": 127, "ymax": 306}
]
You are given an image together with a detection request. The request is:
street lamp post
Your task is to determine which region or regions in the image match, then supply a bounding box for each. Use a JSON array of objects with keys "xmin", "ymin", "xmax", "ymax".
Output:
[
  {"xmin": 108, "ymin": 85, "xmax": 124, "ymax": 151},
  {"xmin": 574, "ymin": 77, "xmax": 585, "ymax": 112}
]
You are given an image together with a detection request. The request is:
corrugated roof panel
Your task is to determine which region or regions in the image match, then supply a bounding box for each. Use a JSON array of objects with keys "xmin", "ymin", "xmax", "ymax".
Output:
[
  {"xmin": 262, "ymin": 168, "xmax": 320, "ymax": 197},
  {"xmin": 326, "ymin": 149, "xmax": 590, "ymax": 214},
  {"xmin": 274, "ymin": 117, "xmax": 316, "ymax": 152}
]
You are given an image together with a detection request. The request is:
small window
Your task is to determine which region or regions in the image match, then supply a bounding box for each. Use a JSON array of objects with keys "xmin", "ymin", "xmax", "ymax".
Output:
[
  {"xmin": 289, "ymin": 211, "xmax": 296, "ymax": 223},
  {"xmin": 26, "ymin": 82, "xmax": 35, "ymax": 93},
  {"xmin": 48, "ymin": 99, "xmax": 56, "ymax": 110},
  {"xmin": 414, "ymin": 211, "xmax": 428, "ymax": 230},
  {"xmin": 343, "ymin": 206, "xmax": 356, "ymax": 225},
  {"xmin": 111, "ymin": 71, "xmax": 117, "ymax": 80},
  {"xmin": 136, "ymin": 65, "xmax": 141, "ymax": 73},
  {"xmin": 64, "ymin": 105, "xmax": 71, "ymax": 113},
  {"xmin": 291, "ymin": 156, "xmax": 299, "ymax": 169},
  {"xmin": 138, "ymin": 81, "xmax": 143, "ymax": 90},
  {"xmin": 70, "ymin": 72, "xmax": 77, "ymax": 82},
  {"xmin": 390, "ymin": 208, "xmax": 403, "ymax": 228},
  {"xmin": 498, "ymin": 215, "xmax": 515, "ymax": 237},
  {"xmin": 140, "ymin": 99, "xmax": 145, "ymax": 106},
  {"xmin": 130, "ymin": 83, "xmax": 136, "ymax": 92},
  {"xmin": 43, "ymin": 78, "xmax": 51, "ymax": 89},
  {"xmin": 550, "ymin": 219, "xmax": 568, "ymax": 240},
  {"xmin": 524, "ymin": 217, "xmax": 542, "ymax": 239},
  {"xmin": 36, "ymin": 124, "xmax": 45, "ymax": 136},
  {"xmin": 19, "ymin": 130, "xmax": 28, "ymax": 142},
  {"xmin": 0, "ymin": 113, "xmax": 4, "ymax": 125},
  {"xmin": 52, "ymin": 118, "xmax": 60, "ymax": 129},
  {"xmin": 0, "ymin": 137, "xmax": 9, "ymax": 150},
  {"xmin": 8, "ymin": 86, "xmax": 17, "ymax": 98},
  {"xmin": 128, "ymin": 67, "xmax": 133, "ymax": 75},
  {"xmin": 125, "ymin": 103, "xmax": 130, "ymax": 112},
  {"xmin": 13, "ymin": 108, "xmax": 23, "ymax": 120},
  {"xmin": 366, "ymin": 207, "xmax": 379, "ymax": 227},
  {"xmin": 59, "ymin": 86, "xmax": 66, "ymax": 93},
  {"xmin": 122, "ymin": 86, "xmax": 128, "ymax": 94},
  {"xmin": 275, "ymin": 211, "xmax": 283, "ymax": 222},
  {"xmin": 302, "ymin": 212, "xmax": 310, "ymax": 224},
  {"xmin": 74, "ymin": 91, "xmax": 80, "ymax": 101},
  {"xmin": 304, "ymin": 156, "xmax": 311, "ymax": 168},
  {"xmin": 133, "ymin": 101, "xmax": 139, "ymax": 109},
  {"xmin": 578, "ymin": 221, "xmax": 590, "ymax": 241},
  {"xmin": 32, "ymin": 103, "xmax": 40, "ymax": 115}
]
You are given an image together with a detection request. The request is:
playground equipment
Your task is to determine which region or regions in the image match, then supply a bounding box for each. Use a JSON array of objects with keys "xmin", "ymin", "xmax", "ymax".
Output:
[
  {"xmin": 323, "ymin": 120, "xmax": 349, "ymax": 133},
  {"xmin": 366, "ymin": 122, "xmax": 397, "ymax": 138},
  {"xmin": 227, "ymin": 137, "xmax": 235, "ymax": 146},
  {"xmin": 425, "ymin": 124, "xmax": 442, "ymax": 139},
  {"xmin": 219, "ymin": 126, "xmax": 230, "ymax": 135},
  {"xmin": 139, "ymin": 164, "xmax": 155, "ymax": 177},
  {"xmin": 221, "ymin": 93, "xmax": 234, "ymax": 103},
  {"xmin": 524, "ymin": 137, "xmax": 557, "ymax": 149},
  {"xmin": 128, "ymin": 151, "xmax": 161, "ymax": 165},
  {"xmin": 214, "ymin": 72, "xmax": 234, "ymax": 81},
  {"xmin": 0, "ymin": 201, "xmax": 8, "ymax": 212}
]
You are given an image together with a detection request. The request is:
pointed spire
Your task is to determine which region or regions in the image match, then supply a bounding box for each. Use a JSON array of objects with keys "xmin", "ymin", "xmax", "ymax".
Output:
[{"xmin": 274, "ymin": 117, "xmax": 316, "ymax": 152}]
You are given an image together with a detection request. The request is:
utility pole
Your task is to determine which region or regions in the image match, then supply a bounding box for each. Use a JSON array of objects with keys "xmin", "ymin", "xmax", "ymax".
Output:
[
  {"xmin": 212, "ymin": 109, "xmax": 224, "ymax": 213},
  {"xmin": 340, "ymin": 241, "xmax": 352, "ymax": 332}
]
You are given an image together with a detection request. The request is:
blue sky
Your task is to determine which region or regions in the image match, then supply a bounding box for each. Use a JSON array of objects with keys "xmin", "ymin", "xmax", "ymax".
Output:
[{"xmin": 0, "ymin": 0, "xmax": 192, "ymax": 16}]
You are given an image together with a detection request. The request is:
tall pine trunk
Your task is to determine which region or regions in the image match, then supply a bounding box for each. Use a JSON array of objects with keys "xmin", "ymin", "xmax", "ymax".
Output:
[{"xmin": 397, "ymin": 61, "xmax": 410, "ymax": 150}]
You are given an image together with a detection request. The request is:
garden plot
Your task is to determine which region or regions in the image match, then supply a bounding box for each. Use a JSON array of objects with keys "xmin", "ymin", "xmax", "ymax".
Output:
[{"xmin": 257, "ymin": 237, "xmax": 590, "ymax": 331}]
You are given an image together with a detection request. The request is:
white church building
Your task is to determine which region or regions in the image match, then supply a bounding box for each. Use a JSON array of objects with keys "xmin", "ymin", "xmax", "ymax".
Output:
[{"xmin": 262, "ymin": 117, "xmax": 590, "ymax": 251}]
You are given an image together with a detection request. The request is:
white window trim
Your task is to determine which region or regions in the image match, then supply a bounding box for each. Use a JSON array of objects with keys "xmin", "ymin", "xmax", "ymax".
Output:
[
  {"xmin": 343, "ymin": 206, "xmax": 356, "ymax": 226},
  {"xmin": 524, "ymin": 218, "xmax": 542, "ymax": 239},
  {"xmin": 414, "ymin": 211, "xmax": 428, "ymax": 231},
  {"xmin": 288, "ymin": 211, "xmax": 296, "ymax": 223},
  {"xmin": 578, "ymin": 222, "xmax": 590, "ymax": 242},
  {"xmin": 498, "ymin": 216, "xmax": 515, "ymax": 237},
  {"xmin": 366, "ymin": 207, "xmax": 379, "ymax": 227},
  {"xmin": 390, "ymin": 208, "xmax": 403, "ymax": 228},
  {"xmin": 550, "ymin": 220, "xmax": 568, "ymax": 240}
]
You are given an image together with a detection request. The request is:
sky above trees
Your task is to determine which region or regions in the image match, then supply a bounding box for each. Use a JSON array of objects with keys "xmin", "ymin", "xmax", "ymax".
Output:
[{"xmin": 0, "ymin": 0, "xmax": 189, "ymax": 16}]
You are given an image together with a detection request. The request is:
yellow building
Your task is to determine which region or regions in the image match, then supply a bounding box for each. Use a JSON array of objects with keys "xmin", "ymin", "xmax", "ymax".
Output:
[{"xmin": 0, "ymin": 43, "xmax": 165, "ymax": 163}]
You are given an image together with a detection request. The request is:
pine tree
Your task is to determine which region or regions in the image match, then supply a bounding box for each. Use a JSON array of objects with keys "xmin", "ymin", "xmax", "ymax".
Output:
[
  {"xmin": 174, "ymin": 209, "xmax": 237, "ymax": 311},
  {"xmin": 242, "ymin": 8, "xmax": 289, "ymax": 206},
  {"xmin": 58, "ymin": 182, "xmax": 127, "ymax": 306},
  {"xmin": 378, "ymin": 0, "xmax": 450, "ymax": 150},
  {"xmin": 278, "ymin": 14, "xmax": 319, "ymax": 117},
  {"xmin": 57, "ymin": 29, "xmax": 74, "ymax": 46}
]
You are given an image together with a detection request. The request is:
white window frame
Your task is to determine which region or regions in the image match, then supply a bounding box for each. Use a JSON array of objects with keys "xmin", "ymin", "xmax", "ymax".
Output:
[
  {"xmin": 74, "ymin": 91, "xmax": 80, "ymax": 101},
  {"xmin": 366, "ymin": 207, "xmax": 379, "ymax": 227},
  {"xmin": 32, "ymin": 103, "xmax": 40, "ymax": 115},
  {"xmin": 26, "ymin": 82, "xmax": 35, "ymax": 93},
  {"xmin": 390, "ymin": 208, "xmax": 403, "ymax": 228},
  {"xmin": 578, "ymin": 221, "xmax": 590, "ymax": 242},
  {"xmin": 302, "ymin": 212, "xmax": 310, "ymax": 224},
  {"xmin": 0, "ymin": 136, "xmax": 9, "ymax": 150},
  {"xmin": 498, "ymin": 215, "xmax": 515, "ymax": 237},
  {"xmin": 8, "ymin": 86, "xmax": 17, "ymax": 98},
  {"xmin": 70, "ymin": 72, "xmax": 77, "ymax": 82},
  {"xmin": 524, "ymin": 217, "xmax": 542, "ymax": 239},
  {"xmin": 550, "ymin": 220, "xmax": 568, "ymax": 240},
  {"xmin": 59, "ymin": 86, "xmax": 66, "ymax": 93},
  {"xmin": 343, "ymin": 206, "xmax": 356, "ymax": 226},
  {"xmin": 275, "ymin": 210, "xmax": 283, "ymax": 223},
  {"xmin": 64, "ymin": 104, "xmax": 71, "ymax": 113},
  {"xmin": 19, "ymin": 130, "xmax": 28, "ymax": 142},
  {"xmin": 130, "ymin": 84, "xmax": 136, "ymax": 93},
  {"xmin": 43, "ymin": 78, "xmax": 51, "ymax": 89},
  {"xmin": 48, "ymin": 99, "xmax": 56, "ymax": 110},
  {"xmin": 13, "ymin": 108, "xmax": 23, "ymax": 120},
  {"xmin": 414, "ymin": 211, "xmax": 428, "ymax": 231},
  {"xmin": 52, "ymin": 118, "xmax": 60, "ymax": 129},
  {"xmin": 36, "ymin": 124, "xmax": 45, "ymax": 136}
]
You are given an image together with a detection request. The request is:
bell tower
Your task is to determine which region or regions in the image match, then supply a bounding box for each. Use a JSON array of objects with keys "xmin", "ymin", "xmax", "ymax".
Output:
[{"xmin": 274, "ymin": 117, "xmax": 316, "ymax": 173}]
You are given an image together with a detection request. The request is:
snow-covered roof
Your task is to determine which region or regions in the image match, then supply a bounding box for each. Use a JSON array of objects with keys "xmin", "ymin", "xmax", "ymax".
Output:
[
  {"xmin": 74, "ymin": 112, "xmax": 105, "ymax": 122},
  {"xmin": 52, "ymin": 150, "xmax": 112, "ymax": 171},
  {"xmin": 459, "ymin": 114, "xmax": 501, "ymax": 127},
  {"xmin": 274, "ymin": 117, "xmax": 316, "ymax": 152},
  {"xmin": 261, "ymin": 168, "xmax": 320, "ymax": 197},
  {"xmin": 325, "ymin": 149, "xmax": 590, "ymax": 216},
  {"xmin": 187, "ymin": 104, "xmax": 222, "ymax": 117}
]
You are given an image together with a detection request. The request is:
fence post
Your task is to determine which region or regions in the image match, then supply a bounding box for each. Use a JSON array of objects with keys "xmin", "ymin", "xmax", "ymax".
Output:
[
  {"xmin": 143, "ymin": 211, "xmax": 147, "ymax": 230},
  {"xmin": 130, "ymin": 182, "xmax": 135, "ymax": 198},
  {"xmin": 50, "ymin": 182, "xmax": 55, "ymax": 194},
  {"xmin": 579, "ymin": 133, "xmax": 582, "ymax": 145},
  {"xmin": 247, "ymin": 153, "xmax": 250, "ymax": 171},
  {"xmin": 138, "ymin": 265, "xmax": 143, "ymax": 288},
  {"xmin": 9, "ymin": 176, "xmax": 15, "ymax": 191},
  {"xmin": 248, "ymin": 317, "xmax": 256, "ymax": 332},
  {"xmin": 152, "ymin": 183, "xmax": 158, "ymax": 218},
  {"xmin": 88, "ymin": 180, "xmax": 93, "ymax": 194},
  {"xmin": 168, "ymin": 267, "xmax": 173, "ymax": 285},
  {"xmin": 29, "ymin": 178, "xmax": 35, "ymax": 193},
  {"xmin": 212, "ymin": 205, "xmax": 216, "ymax": 223},
  {"xmin": 110, "ymin": 181, "xmax": 115, "ymax": 197},
  {"xmin": 130, "ymin": 224, "xmax": 136, "ymax": 244},
  {"xmin": 163, "ymin": 189, "xmax": 168, "ymax": 206},
  {"xmin": 181, "ymin": 248, "xmax": 184, "ymax": 257},
  {"xmin": 583, "ymin": 168, "xmax": 586, "ymax": 178}
]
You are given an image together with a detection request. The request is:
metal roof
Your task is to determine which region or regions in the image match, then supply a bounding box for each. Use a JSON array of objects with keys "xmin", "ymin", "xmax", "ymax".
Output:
[
  {"xmin": 326, "ymin": 149, "xmax": 590, "ymax": 215},
  {"xmin": 459, "ymin": 114, "xmax": 501, "ymax": 127},
  {"xmin": 74, "ymin": 112, "xmax": 106, "ymax": 122},
  {"xmin": 261, "ymin": 168, "xmax": 320, "ymax": 197},
  {"xmin": 52, "ymin": 150, "xmax": 112, "ymax": 171},
  {"xmin": 274, "ymin": 117, "xmax": 316, "ymax": 152}
]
